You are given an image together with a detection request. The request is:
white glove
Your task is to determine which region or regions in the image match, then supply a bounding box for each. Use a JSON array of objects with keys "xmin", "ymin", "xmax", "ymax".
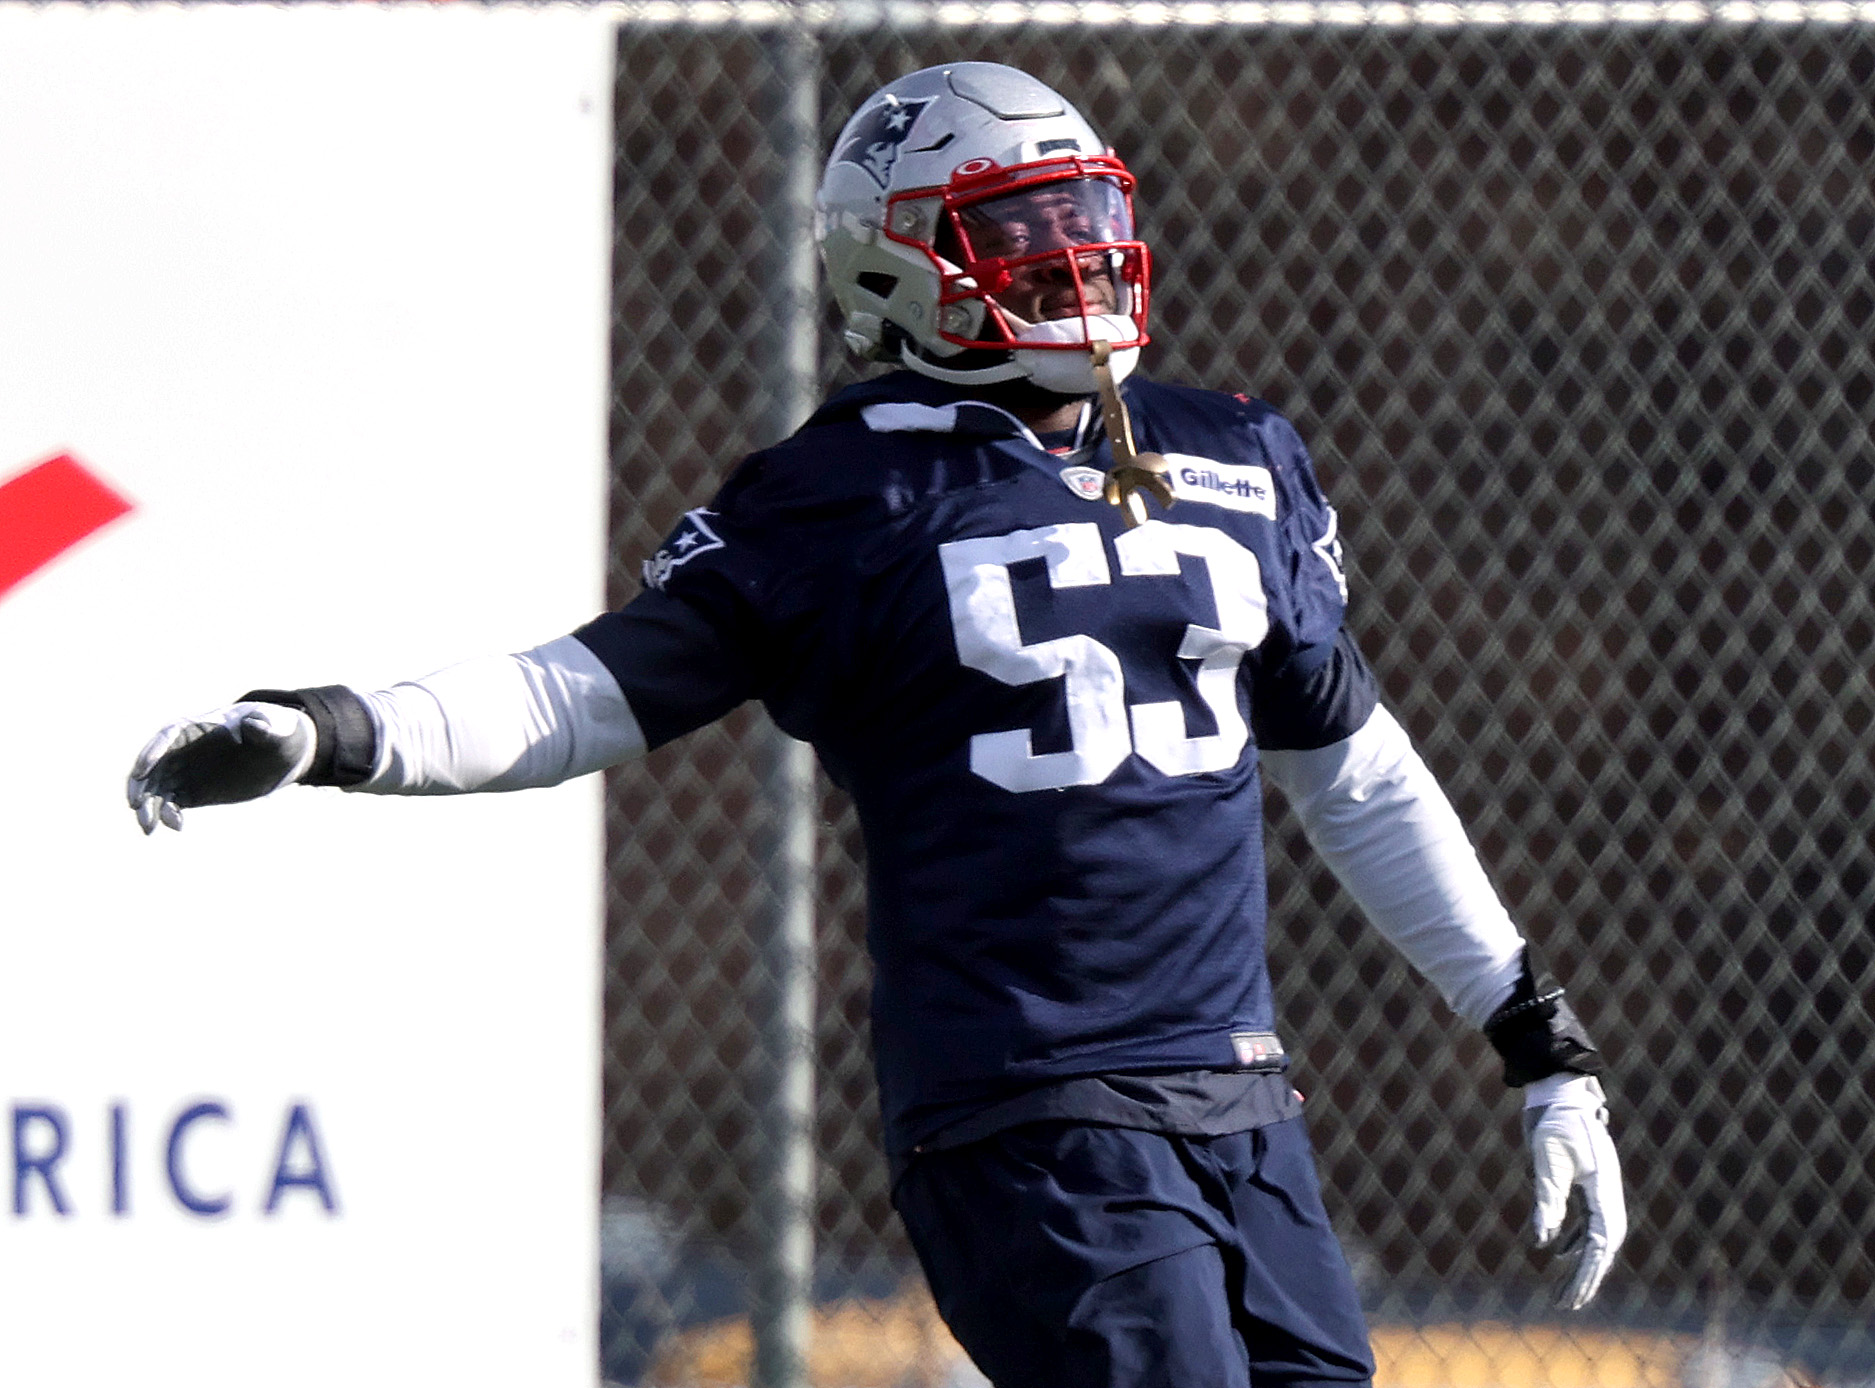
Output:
[
  {"xmin": 1523, "ymin": 1073, "xmax": 1627, "ymax": 1310},
  {"xmin": 126, "ymin": 702, "xmax": 317, "ymax": 834}
]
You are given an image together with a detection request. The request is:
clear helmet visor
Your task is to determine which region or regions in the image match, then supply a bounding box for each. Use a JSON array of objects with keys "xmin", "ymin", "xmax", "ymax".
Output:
[
  {"xmin": 935, "ymin": 174, "xmax": 1148, "ymax": 347},
  {"xmin": 951, "ymin": 176, "xmax": 1135, "ymax": 262}
]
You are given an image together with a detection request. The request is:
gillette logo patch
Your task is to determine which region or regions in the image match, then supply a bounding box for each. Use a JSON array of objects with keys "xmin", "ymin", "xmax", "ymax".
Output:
[{"xmin": 1167, "ymin": 455, "xmax": 1277, "ymax": 520}]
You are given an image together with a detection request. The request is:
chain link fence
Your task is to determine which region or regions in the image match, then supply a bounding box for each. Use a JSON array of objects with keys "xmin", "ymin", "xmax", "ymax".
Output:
[{"xmin": 600, "ymin": 12, "xmax": 1875, "ymax": 1384}]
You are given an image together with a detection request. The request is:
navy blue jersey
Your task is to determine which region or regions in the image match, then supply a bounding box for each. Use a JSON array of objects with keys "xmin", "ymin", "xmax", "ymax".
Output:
[{"xmin": 576, "ymin": 370, "xmax": 1376, "ymax": 1158}]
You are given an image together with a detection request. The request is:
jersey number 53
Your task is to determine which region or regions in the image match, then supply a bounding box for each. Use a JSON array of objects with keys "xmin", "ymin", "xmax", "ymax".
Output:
[{"xmin": 939, "ymin": 520, "xmax": 1270, "ymax": 792}]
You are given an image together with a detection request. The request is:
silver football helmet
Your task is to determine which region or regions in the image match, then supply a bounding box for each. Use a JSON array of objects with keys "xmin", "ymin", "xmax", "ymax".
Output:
[{"xmin": 815, "ymin": 63, "xmax": 1150, "ymax": 394}]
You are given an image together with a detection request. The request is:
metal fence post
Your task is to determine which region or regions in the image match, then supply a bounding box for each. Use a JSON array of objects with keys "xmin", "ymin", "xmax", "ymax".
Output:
[{"xmin": 751, "ymin": 18, "xmax": 821, "ymax": 1388}]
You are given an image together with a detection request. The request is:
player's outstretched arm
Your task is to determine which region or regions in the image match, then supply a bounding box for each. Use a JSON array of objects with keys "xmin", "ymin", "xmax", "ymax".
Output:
[
  {"xmin": 1261, "ymin": 704, "xmax": 1627, "ymax": 1309},
  {"xmin": 127, "ymin": 633, "xmax": 645, "ymax": 833}
]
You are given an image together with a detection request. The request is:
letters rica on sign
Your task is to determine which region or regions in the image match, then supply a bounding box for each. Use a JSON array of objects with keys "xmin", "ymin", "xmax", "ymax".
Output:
[{"xmin": 11, "ymin": 1100, "xmax": 337, "ymax": 1219}]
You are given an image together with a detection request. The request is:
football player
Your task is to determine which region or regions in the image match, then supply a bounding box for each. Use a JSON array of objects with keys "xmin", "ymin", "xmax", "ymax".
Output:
[{"xmin": 128, "ymin": 62, "xmax": 1625, "ymax": 1388}]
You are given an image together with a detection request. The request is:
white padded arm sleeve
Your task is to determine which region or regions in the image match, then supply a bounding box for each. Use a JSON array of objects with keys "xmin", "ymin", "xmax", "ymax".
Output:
[
  {"xmin": 1261, "ymin": 704, "xmax": 1525, "ymax": 1026},
  {"xmin": 352, "ymin": 634, "xmax": 646, "ymax": 795}
]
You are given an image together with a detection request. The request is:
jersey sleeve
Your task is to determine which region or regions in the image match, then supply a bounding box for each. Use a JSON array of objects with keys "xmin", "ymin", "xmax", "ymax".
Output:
[
  {"xmin": 1252, "ymin": 626, "xmax": 1379, "ymax": 752},
  {"xmin": 1254, "ymin": 410, "xmax": 1349, "ymax": 637},
  {"xmin": 572, "ymin": 585, "xmax": 752, "ymax": 750},
  {"xmin": 1249, "ymin": 409, "xmax": 1375, "ymax": 751},
  {"xmin": 570, "ymin": 501, "xmax": 774, "ymax": 751}
]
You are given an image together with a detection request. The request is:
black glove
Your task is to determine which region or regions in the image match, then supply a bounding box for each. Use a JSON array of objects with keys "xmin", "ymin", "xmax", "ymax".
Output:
[
  {"xmin": 125, "ymin": 701, "xmax": 316, "ymax": 834},
  {"xmin": 125, "ymin": 685, "xmax": 375, "ymax": 833}
]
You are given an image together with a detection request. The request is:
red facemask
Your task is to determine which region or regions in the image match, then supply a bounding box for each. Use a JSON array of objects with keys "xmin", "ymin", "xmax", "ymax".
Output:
[{"xmin": 887, "ymin": 155, "xmax": 1152, "ymax": 357}]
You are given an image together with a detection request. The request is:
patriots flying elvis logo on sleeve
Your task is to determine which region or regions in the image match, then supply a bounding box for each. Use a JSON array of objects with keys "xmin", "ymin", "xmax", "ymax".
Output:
[
  {"xmin": 1313, "ymin": 505, "xmax": 1349, "ymax": 601},
  {"xmin": 836, "ymin": 97, "xmax": 936, "ymax": 188},
  {"xmin": 643, "ymin": 509, "xmax": 726, "ymax": 591}
]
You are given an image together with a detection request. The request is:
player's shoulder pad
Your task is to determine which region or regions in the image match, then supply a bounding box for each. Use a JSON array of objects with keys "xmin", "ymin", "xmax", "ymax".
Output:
[
  {"xmin": 706, "ymin": 372, "xmax": 974, "ymax": 526},
  {"xmin": 725, "ymin": 371, "xmax": 1036, "ymax": 529},
  {"xmin": 1125, "ymin": 377, "xmax": 1298, "ymax": 446},
  {"xmin": 1124, "ymin": 377, "xmax": 1318, "ymax": 485},
  {"xmin": 1123, "ymin": 374, "xmax": 1271, "ymax": 417},
  {"xmin": 643, "ymin": 374, "xmax": 974, "ymax": 595}
]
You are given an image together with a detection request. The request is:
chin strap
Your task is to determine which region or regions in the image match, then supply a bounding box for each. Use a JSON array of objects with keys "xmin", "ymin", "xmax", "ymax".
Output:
[
  {"xmin": 1090, "ymin": 340, "xmax": 1173, "ymax": 528},
  {"xmin": 897, "ymin": 339, "xmax": 1030, "ymax": 387}
]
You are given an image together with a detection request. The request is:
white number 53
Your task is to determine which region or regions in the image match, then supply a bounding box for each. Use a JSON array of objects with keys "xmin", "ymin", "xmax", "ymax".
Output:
[{"xmin": 939, "ymin": 520, "xmax": 1270, "ymax": 792}]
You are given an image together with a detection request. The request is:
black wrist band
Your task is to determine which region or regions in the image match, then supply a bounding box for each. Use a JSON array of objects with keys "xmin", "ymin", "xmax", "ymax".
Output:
[
  {"xmin": 1483, "ymin": 948, "xmax": 1606, "ymax": 1088},
  {"xmin": 239, "ymin": 685, "xmax": 378, "ymax": 787}
]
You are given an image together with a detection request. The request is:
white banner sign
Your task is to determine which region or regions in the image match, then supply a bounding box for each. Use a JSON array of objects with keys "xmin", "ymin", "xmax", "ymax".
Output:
[{"xmin": 0, "ymin": 6, "xmax": 615, "ymax": 1383}]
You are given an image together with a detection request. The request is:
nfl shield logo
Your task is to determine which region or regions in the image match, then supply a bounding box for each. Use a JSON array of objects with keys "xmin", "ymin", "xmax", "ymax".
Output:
[{"xmin": 1060, "ymin": 465, "xmax": 1106, "ymax": 501}]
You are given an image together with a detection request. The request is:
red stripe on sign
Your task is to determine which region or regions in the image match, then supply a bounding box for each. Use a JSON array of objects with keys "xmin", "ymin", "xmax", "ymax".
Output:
[{"xmin": 0, "ymin": 454, "xmax": 135, "ymax": 600}]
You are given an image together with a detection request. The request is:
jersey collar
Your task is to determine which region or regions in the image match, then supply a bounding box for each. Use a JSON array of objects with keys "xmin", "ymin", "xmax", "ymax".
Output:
[{"xmin": 819, "ymin": 371, "xmax": 1105, "ymax": 461}]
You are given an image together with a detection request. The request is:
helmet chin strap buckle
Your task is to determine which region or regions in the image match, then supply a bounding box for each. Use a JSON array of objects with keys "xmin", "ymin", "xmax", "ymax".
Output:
[{"xmin": 1090, "ymin": 339, "xmax": 1173, "ymax": 528}]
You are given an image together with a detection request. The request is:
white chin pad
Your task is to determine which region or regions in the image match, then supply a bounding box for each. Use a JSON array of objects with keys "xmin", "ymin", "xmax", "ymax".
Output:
[{"xmin": 1013, "ymin": 314, "xmax": 1140, "ymax": 395}]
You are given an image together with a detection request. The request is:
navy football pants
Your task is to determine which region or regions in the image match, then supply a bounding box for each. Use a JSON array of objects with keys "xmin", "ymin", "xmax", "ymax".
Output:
[{"xmin": 893, "ymin": 1117, "xmax": 1376, "ymax": 1388}]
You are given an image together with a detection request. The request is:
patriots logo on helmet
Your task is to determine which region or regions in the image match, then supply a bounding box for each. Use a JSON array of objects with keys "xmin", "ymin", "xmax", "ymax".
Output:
[{"xmin": 835, "ymin": 97, "xmax": 936, "ymax": 188}]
